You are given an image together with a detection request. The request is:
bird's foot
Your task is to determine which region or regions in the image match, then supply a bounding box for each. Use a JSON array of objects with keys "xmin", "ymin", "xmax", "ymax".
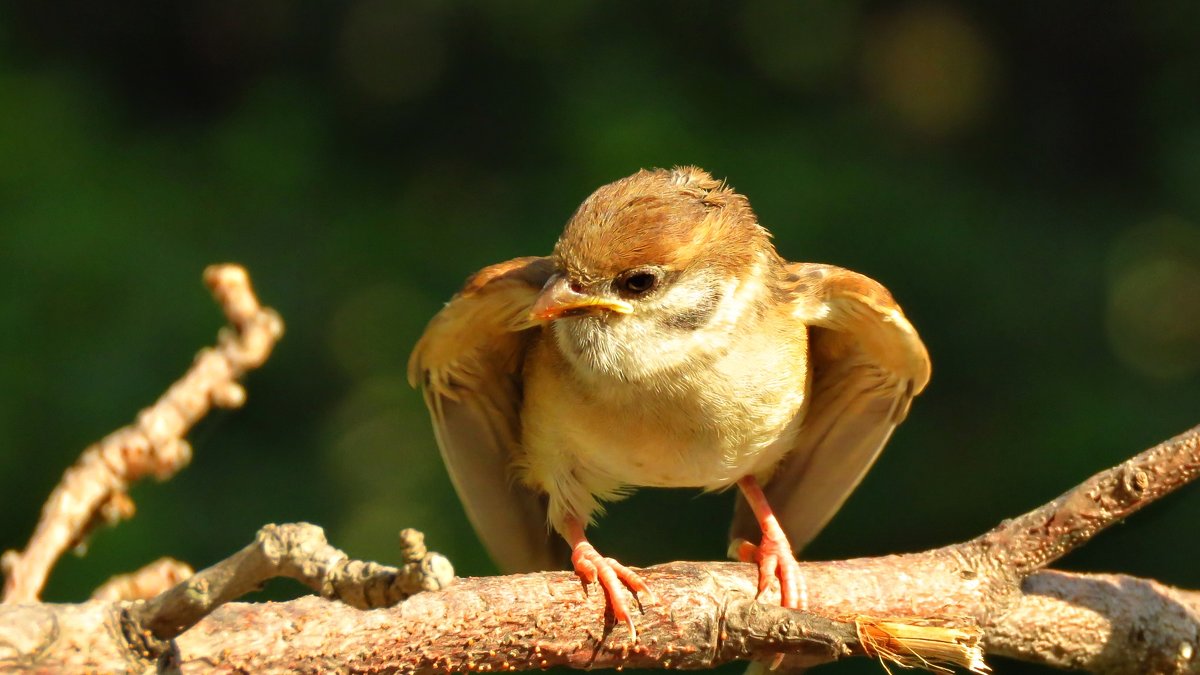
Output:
[
  {"xmin": 571, "ymin": 541, "xmax": 655, "ymax": 640},
  {"xmin": 735, "ymin": 476, "xmax": 806, "ymax": 612},
  {"xmin": 732, "ymin": 535, "xmax": 804, "ymax": 611}
]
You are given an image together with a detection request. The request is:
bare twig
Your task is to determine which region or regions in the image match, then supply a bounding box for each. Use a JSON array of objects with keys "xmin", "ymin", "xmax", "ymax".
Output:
[
  {"xmin": 1, "ymin": 265, "xmax": 284, "ymax": 604},
  {"xmin": 970, "ymin": 425, "xmax": 1200, "ymax": 576},
  {"xmin": 90, "ymin": 558, "xmax": 194, "ymax": 602},
  {"xmin": 128, "ymin": 522, "xmax": 454, "ymax": 642}
]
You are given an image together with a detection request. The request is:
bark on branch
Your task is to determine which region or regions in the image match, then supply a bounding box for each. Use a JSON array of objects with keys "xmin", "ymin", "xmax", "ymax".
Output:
[
  {"xmin": 4, "ymin": 425, "xmax": 1200, "ymax": 673},
  {"xmin": 0, "ymin": 560, "xmax": 1196, "ymax": 672}
]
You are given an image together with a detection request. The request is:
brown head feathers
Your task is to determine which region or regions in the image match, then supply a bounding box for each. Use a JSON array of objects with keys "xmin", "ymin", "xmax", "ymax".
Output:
[{"xmin": 554, "ymin": 167, "xmax": 777, "ymax": 283}]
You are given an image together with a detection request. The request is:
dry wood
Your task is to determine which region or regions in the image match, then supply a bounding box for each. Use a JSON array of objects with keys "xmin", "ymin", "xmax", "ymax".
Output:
[
  {"xmin": 0, "ymin": 561, "xmax": 1195, "ymax": 672},
  {"xmin": 1, "ymin": 264, "xmax": 283, "ymax": 604},
  {"xmin": 3, "ymin": 425, "xmax": 1199, "ymax": 672}
]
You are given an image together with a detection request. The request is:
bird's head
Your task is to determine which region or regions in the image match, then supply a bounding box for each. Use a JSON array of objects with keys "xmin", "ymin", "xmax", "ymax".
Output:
[{"xmin": 530, "ymin": 167, "xmax": 783, "ymax": 382}]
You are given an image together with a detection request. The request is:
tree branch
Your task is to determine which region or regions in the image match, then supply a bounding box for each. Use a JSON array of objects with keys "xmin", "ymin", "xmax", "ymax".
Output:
[
  {"xmin": 970, "ymin": 425, "xmax": 1200, "ymax": 576},
  {"xmin": 1, "ymin": 265, "xmax": 284, "ymax": 604},
  {"xmin": 3, "ymin": 423, "xmax": 1199, "ymax": 672},
  {"xmin": 0, "ymin": 562, "xmax": 1192, "ymax": 673},
  {"xmin": 0, "ymin": 558, "xmax": 969, "ymax": 673},
  {"xmin": 988, "ymin": 570, "xmax": 1200, "ymax": 672},
  {"xmin": 129, "ymin": 523, "xmax": 453, "ymax": 642}
]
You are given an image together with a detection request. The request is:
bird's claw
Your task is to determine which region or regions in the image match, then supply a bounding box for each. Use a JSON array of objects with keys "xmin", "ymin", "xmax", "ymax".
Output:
[
  {"xmin": 734, "ymin": 536, "xmax": 803, "ymax": 610},
  {"xmin": 571, "ymin": 542, "xmax": 654, "ymax": 640}
]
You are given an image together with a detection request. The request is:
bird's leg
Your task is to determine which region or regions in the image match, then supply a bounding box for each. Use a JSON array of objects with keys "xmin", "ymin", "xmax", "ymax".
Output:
[
  {"xmin": 735, "ymin": 475, "xmax": 805, "ymax": 610},
  {"xmin": 562, "ymin": 513, "xmax": 655, "ymax": 640}
]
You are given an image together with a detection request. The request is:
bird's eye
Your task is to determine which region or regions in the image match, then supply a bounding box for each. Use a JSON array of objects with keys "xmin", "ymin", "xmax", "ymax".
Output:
[{"xmin": 617, "ymin": 270, "xmax": 659, "ymax": 296}]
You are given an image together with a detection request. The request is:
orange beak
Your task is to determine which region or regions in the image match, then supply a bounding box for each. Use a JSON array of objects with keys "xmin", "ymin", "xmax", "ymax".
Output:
[{"xmin": 530, "ymin": 275, "xmax": 633, "ymax": 322}]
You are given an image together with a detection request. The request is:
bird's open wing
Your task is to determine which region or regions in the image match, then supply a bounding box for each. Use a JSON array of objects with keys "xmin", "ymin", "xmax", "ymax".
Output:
[
  {"xmin": 731, "ymin": 262, "xmax": 931, "ymax": 553},
  {"xmin": 408, "ymin": 256, "xmax": 564, "ymax": 573}
]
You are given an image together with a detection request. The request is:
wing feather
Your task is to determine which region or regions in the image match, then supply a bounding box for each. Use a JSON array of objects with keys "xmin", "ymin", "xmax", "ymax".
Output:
[
  {"xmin": 408, "ymin": 256, "xmax": 563, "ymax": 573},
  {"xmin": 731, "ymin": 263, "xmax": 930, "ymax": 552}
]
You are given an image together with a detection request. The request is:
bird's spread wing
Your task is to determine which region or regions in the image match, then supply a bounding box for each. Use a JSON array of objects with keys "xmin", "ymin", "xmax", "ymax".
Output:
[
  {"xmin": 731, "ymin": 262, "xmax": 931, "ymax": 553},
  {"xmin": 408, "ymin": 256, "xmax": 564, "ymax": 573}
]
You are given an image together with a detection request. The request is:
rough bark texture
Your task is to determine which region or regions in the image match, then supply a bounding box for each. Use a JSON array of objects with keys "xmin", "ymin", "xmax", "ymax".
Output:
[
  {"xmin": 2, "ymin": 560, "xmax": 1198, "ymax": 673},
  {"xmin": 987, "ymin": 571, "xmax": 1200, "ymax": 673},
  {"xmin": 3, "ymin": 422, "xmax": 1199, "ymax": 673},
  {"xmin": 0, "ymin": 560, "xmax": 962, "ymax": 673},
  {"xmin": 130, "ymin": 524, "xmax": 453, "ymax": 641}
]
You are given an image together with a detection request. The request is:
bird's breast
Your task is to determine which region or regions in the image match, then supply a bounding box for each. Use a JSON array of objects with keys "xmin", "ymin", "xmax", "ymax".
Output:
[{"xmin": 520, "ymin": 324, "xmax": 809, "ymax": 493}]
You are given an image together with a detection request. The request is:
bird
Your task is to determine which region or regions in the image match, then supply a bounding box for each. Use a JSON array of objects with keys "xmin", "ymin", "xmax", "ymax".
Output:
[{"xmin": 408, "ymin": 166, "xmax": 930, "ymax": 641}]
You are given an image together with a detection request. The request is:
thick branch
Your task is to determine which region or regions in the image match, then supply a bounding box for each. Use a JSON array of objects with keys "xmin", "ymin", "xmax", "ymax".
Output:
[
  {"xmin": 1, "ymin": 558, "xmax": 988, "ymax": 673},
  {"xmin": 1, "ymin": 265, "xmax": 284, "ymax": 604},
  {"xmin": 988, "ymin": 570, "xmax": 1200, "ymax": 672},
  {"xmin": 3, "ymin": 561, "xmax": 1193, "ymax": 673}
]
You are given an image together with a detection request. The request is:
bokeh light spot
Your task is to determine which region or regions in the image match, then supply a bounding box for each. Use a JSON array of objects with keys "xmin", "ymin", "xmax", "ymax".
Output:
[{"xmin": 861, "ymin": 3, "xmax": 998, "ymax": 139}]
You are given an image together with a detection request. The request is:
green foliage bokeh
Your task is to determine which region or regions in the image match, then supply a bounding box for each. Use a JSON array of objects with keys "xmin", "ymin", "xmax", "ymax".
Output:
[{"xmin": 2, "ymin": 3, "xmax": 1199, "ymax": 673}]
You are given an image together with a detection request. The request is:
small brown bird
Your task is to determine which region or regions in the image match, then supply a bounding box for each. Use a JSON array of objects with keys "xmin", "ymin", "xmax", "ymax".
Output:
[{"xmin": 409, "ymin": 167, "xmax": 929, "ymax": 637}]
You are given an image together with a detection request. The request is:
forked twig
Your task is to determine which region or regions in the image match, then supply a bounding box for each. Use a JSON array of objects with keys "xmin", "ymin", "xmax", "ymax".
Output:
[{"xmin": 1, "ymin": 265, "xmax": 283, "ymax": 604}]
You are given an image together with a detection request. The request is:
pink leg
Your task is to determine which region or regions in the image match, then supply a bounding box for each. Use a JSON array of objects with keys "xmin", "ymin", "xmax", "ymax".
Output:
[
  {"xmin": 736, "ymin": 476, "xmax": 804, "ymax": 610},
  {"xmin": 563, "ymin": 514, "xmax": 655, "ymax": 640}
]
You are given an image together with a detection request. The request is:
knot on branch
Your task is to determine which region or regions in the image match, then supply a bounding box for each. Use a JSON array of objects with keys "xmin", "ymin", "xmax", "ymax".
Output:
[{"xmin": 399, "ymin": 528, "xmax": 454, "ymax": 593}]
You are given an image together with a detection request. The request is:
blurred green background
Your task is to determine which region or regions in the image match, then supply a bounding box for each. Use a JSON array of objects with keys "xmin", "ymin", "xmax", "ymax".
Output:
[{"xmin": 2, "ymin": 2, "xmax": 1199, "ymax": 673}]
